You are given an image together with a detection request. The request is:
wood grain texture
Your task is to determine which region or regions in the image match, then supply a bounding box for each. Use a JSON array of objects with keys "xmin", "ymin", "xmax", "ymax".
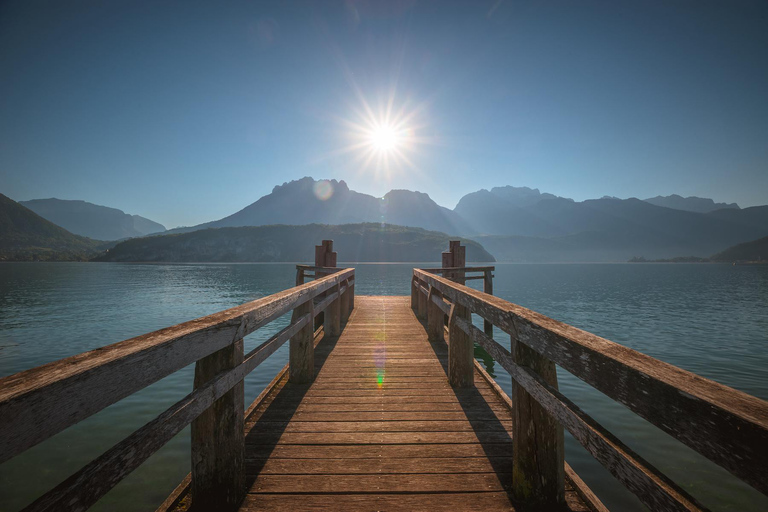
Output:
[
  {"xmin": 191, "ymin": 339, "xmax": 245, "ymax": 511},
  {"xmin": 415, "ymin": 268, "xmax": 768, "ymax": 495}
]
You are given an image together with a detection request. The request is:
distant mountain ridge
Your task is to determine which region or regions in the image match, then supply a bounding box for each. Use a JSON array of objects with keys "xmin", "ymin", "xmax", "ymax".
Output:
[
  {"xmin": 643, "ymin": 194, "xmax": 740, "ymax": 213},
  {"xmin": 0, "ymin": 194, "xmax": 100, "ymax": 260},
  {"xmin": 711, "ymin": 235, "xmax": 768, "ymax": 262},
  {"xmin": 7, "ymin": 177, "xmax": 765, "ymax": 263},
  {"xmin": 20, "ymin": 198, "xmax": 166, "ymax": 241},
  {"xmin": 96, "ymin": 223, "xmax": 495, "ymax": 263},
  {"xmin": 168, "ymin": 177, "xmax": 472, "ymax": 236}
]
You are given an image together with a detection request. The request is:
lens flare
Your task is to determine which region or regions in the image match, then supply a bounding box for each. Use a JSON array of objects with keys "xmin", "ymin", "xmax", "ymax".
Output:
[{"xmin": 312, "ymin": 180, "xmax": 334, "ymax": 201}]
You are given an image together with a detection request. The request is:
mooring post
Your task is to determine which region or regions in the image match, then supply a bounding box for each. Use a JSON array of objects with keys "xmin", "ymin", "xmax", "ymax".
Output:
[
  {"xmin": 483, "ymin": 269, "xmax": 493, "ymax": 337},
  {"xmin": 191, "ymin": 339, "xmax": 245, "ymax": 511},
  {"xmin": 442, "ymin": 240, "xmax": 466, "ymax": 285},
  {"xmin": 289, "ymin": 299, "xmax": 315, "ymax": 384},
  {"xmin": 313, "ymin": 240, "xmax": 337, "ymax": 331},
  {"xmin": 427, "ymin": 285, "xmax": 444, "ymax": 342},
  {"xmin": 511, "ymin": 334, "xmax": 565, "ymax": 505}
]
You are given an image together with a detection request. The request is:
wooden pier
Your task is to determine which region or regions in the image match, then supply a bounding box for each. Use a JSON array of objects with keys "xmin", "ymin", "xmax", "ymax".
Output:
[{"xmin": 1, "ymin": 240, "xmax": 767, "ymax": 512}]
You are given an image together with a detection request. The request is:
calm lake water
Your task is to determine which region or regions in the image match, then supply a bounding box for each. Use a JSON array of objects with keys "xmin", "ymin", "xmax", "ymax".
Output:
[{"xmin": 1, "ymin": 262, "xmax": 767, "ymax": 511}]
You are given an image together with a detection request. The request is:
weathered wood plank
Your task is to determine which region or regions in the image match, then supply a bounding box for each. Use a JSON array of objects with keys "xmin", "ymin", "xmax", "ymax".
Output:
[
  {"xmin": 245, "ymin": 456, "xmax": 513, "ymax": 474},
  {"xmin": 240, "ymin": 492, "xmax": 517, "ymax": 512},
  {"xmin": 246, "ymin": 443, "xmax": 515, "ymax": 459},
  {"xmin": 247, "ymin": 473, "xmax": 512, "ymax": 493},
  {"xmin": 191, "ymin": 339, "xmax": 245, "ymax": 511},
  {"xmin": 246, "ymin": 420, "xmax": 515, "ymax": 433}
]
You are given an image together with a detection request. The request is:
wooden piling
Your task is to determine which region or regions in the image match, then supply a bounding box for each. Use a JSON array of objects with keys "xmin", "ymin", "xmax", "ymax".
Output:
[
  {"xmin": 324, "ymin": 283, "xmax": 341, "ymax": 337},
  {"xmin": 289, "ymin": 300, "xmax": 315, "ymax": 384},
  {"xmin": 448, "ymin": 303, "xmax": 474, "ymax": 387},
  {"xmin": 427, "ymin": 285, "xmax": 444, "ymax": 342},
  {"xmin": 191, "ymin": 339, "xmax": 245, "ymax": 511},
  {"xmin": 511, "ymin": 334, "xmax": 565, "ymax": 505},
  {"xmin": 483, "ymin": 269, "xmax": 493, "ymax": 337}
]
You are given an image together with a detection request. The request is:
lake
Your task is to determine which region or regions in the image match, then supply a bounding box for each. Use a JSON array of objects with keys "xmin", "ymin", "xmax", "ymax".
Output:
[{"xmin": 1, "ymin": 262, "xmax": 766, "ymax": 511}]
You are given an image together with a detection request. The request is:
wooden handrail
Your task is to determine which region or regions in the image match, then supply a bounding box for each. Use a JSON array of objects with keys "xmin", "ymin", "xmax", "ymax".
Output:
[
  {"xmin": 419, "ymin": 266, "xmax": 495, "ymax": 273},
  {"xmin": 0, "ymin": 267, "xmax": 355, "ymax": 511},
  {"xmin": 413, "ymin": 268, "xmax": 768, "ymax": 507}
]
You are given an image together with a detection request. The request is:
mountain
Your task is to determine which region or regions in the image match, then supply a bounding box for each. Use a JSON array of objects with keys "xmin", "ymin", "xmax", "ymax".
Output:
[
  {"xmin": 711, "ymin": 235, "xmax": 768, "ymax": 263},
  {"xmin": 20, "ymin": 198, "xmax": 166, "ymax": 241},
  {"xmin": 168, "ymin": 177, "xmax": 473, "ymax": 236},
  {"xmin": 0, "ymin": 194, "xmax": 101, "ymax": 261},
  {"xmin": 643, "ymin": 194, "xmax": 739, "ymax": 213},
  {"xmin": 95, "ymin": 223, "xmax": 495, "ymax": 263},
  {"xmin": 454, "ymin": 186, "xmax": 768, "ymax": 261}
]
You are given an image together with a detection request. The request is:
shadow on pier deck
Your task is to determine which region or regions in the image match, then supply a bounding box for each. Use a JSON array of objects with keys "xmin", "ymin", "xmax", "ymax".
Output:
[{"xmin": 230, "ymin": 296, "xmax": 590, "ymax": 511}]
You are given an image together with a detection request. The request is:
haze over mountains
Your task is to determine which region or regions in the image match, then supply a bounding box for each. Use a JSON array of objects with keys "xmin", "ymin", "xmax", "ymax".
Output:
[
  {"xmin": 4, "ymin": 177, "xmax": 767, "ymax": 262},
  {"xmin": 97, "ymin": 224, "xmax": 493, "ymax": 263},
  {"xmin": 162, "ymin": 177, "xmax": 766, "ymax": 262},
  {"xmin": 643, "ymin": 195, "xmax": 740, "ymax": 213},
  {"xmin": 0, "ymin": 194, "xmax": 100, "ymax": 260},
  {"xmin": 20, "ymin": 198, "xmax": 166, "ymax": 241}
]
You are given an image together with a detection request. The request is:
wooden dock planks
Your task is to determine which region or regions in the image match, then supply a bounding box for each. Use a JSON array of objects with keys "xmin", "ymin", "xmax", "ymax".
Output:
[{"xmin": 234, "ymin": 296, "xmax": 591, "ymax": 512}]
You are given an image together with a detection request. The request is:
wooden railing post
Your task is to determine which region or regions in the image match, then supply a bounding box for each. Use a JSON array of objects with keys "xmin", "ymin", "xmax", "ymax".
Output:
[
  {"xmin": 289, "ymin": 300, "xmax": 315, "ymax": 384},
  {"xmin": 348, "ymin": 278, "xmax": 355, "ymax": 312},
  {"xmin": 340, "ymin": 279, "xmax": 351, "ymax": 324},
  {"xmin": 511, "ymin": 334, "xmax": 565, "ymax": 506},
  {"xmin": 448, "ymin": 303, "xmax": 473, "ymax": 387},
  {"xmin": 324, "ymin": 283, "xmax": 341, "ymax": 337},
  {"xmin": 191, "ymin": 339, "xmax": 245, "ymax": 511},
  {"xmin": 415, "ymin": 282, "xmax": 424, "ymax": 320},
  {"xmin": 411, "ymin": 276, "xmax": 418, "ymax": 311},
  {"xmin": 295, "ymin": 267, "xmax": 304, "ymax": 286},
  {"xmin": 427, "ymin": 286, "xmax": 444, "ymax": 343},
  {"xmin": 483, "ymin": 269, "xmax": 493, "ymax": 337}
]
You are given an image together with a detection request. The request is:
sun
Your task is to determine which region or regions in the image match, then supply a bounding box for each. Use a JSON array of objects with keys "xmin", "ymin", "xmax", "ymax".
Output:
[
  {"xmin": 370, "ymin": 124, "xmax": 401, "ymax": 152},
  {"xmin": 319, "ymin": 88, "xmax": 433, "ymax": 180}
]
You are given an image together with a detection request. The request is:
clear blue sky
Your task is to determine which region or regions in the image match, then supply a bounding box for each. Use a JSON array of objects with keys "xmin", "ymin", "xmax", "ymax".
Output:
[{"xmin": 1, "ymin": 0, "xmax": 767, "ymax": 228}]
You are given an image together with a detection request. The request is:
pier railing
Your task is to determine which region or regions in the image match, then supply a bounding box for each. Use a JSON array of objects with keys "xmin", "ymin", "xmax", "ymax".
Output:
[
  {"xmin": 412, "ymin": 267, "xmax": 768, "ymax": 511},
  {"xmin": 0, "ymin": 267, "xmax": 355, "ymax": 512}
]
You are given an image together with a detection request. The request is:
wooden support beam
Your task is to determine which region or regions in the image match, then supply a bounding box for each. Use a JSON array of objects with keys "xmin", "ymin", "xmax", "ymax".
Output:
[
  {"xmin": 484, "ymin": 269, "xmax": 493, "ymax": 337},
  {"xmin": 411, "ymin": 277, "xmax": 419, "ymax": 311},
  {"xmin": 191, "ymin": 339, "xmax": 245, "ymax": 511},
  {"xmin": 448, "ymin": 303, "xmax": 473, "ymax": 388},
  {"xmin": 340, "ymin": 280, "xmax": 351, "ymax": 324},
  {"xmin": 324, "ymin": 284, "xmax": 341, "ymax": 337},
  {"xmin": 427, "ymin": 286, "xmax": 444, "ymax": 343},
  {"xmin": 511, "ymin": 333, "xmax": 565, "ymax": 506},
  {"xmin": 289, "ymin": 300, "xmax": 315, "ymax": 384}
]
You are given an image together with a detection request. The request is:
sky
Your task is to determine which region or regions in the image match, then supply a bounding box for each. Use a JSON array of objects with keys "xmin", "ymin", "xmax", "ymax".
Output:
[{"xmin": 1, "ymin": 0, "xmax": 767, "ymax": 228}]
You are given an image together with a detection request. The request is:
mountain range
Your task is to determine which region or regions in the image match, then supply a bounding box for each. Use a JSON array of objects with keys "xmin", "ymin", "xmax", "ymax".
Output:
[
  {"xmin": 643, "ymin": 194, "xmax": 739, "ymax": 213},
  {"xmin": 168, "ymin": 177, "xmax": 472, "ymax": 236},
  {"xmin": 4, "ymin": 177, "xmax": 767, "ymax": 262},
  {"xmin": 0, "ymin": 194, "xmax": 101, "ymax": 261},
  {"xmin": 20, "ymin": 198, "xmax": 166, "ymax": 241},
  {"xmin": 165, "ymin": 178, "xmax": 767, "ymax": 261}
]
